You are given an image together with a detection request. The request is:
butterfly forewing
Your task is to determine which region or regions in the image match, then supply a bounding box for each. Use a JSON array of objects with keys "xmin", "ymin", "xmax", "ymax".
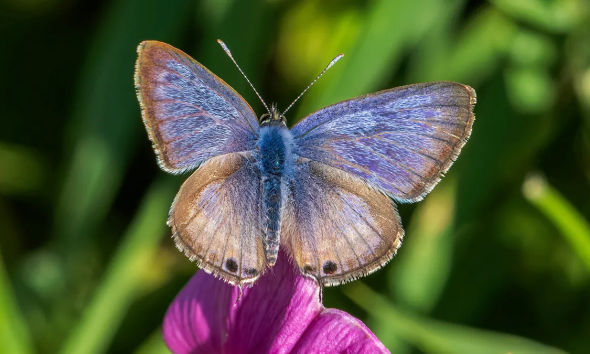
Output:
[
  {"xmin": 169, "ymin": 153, "xmax": 265, "ymax": 285},
  {"xmin": 135, "ymin": 41, "xmax": 259, "ymax": 173},
  {"xmin": 291, "ymin": 82, "xmax": 476, "ymax": 202},
  {"xmin": 282, "ymin": 159, "xmax": 403, "ymax": 286}
]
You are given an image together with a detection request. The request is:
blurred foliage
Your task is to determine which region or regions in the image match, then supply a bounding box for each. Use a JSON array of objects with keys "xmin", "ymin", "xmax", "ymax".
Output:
[{"xmin": 1, "ymin": 0, "xmax": 589, "ymax": 353}]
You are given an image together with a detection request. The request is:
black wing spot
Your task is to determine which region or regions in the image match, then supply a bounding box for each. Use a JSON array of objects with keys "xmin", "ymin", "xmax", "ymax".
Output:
[
  {"xmin": 322, "ymin": 261, "xmax": 338, "ymax": 275},
  {"xmin": 245, "ymin": 268, "xmax": 259, "ymax": 276},
  {"xmin": 225, "ymin": 258, "xmax": 238, "ymax": 273}
]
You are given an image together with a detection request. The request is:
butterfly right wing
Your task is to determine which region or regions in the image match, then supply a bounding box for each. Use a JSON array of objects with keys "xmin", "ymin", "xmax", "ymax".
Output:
[
  {"xmin": 135, "ymin": 41, "xmax": 259, "ymax": 173},
  {"xmin": 169, "ymin": 153, "xmax": 265, "ymax": 286},
  {"xmin": 282, "ymin": 159, "xmax": 403, "ymax": 286}
]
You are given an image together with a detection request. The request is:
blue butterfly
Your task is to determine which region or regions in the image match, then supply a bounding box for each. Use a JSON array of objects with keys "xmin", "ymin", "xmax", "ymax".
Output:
[{"xmin": 134, "ymin": 40, "xmax": 476, "ymax": 287}]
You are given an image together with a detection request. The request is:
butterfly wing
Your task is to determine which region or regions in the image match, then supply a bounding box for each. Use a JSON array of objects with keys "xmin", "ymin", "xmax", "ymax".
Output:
[
  {"xmin": 169, "ymin": 153, "xmax": 265, "ymax": 285},
  {"xmin": 135, "ymin": 41, "xmax": 259, "ymax": 173},
  {"xmin": 282, "ymin": 159, "xmax": 403, "ymax": 286},
  {"xmin": 291, "ymin": 82, "xmax": 475, "ymax": 202}
]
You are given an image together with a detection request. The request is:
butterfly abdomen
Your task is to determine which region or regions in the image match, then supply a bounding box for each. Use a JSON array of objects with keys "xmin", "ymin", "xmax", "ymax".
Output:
[{"xmin": 257, "ymin": 123, "xmax": 293, "ymax": 265}]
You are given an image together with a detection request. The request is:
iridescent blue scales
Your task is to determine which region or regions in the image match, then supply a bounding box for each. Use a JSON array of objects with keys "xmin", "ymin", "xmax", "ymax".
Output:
[{"xmin": 135, "ymin": 41, "xmax": 476, "ymax": 287}]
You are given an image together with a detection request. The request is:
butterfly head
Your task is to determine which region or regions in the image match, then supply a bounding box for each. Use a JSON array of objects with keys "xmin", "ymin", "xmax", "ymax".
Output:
[{"xmin": 260, "ymin": 103, "xmax": 286, "ymax": 126}]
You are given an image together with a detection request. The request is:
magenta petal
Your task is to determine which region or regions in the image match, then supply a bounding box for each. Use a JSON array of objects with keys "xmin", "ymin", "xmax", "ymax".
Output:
[
  {"xmin": 291, "ymin": 309, "xmax": 389, "ymax": 354},
  {"xmin": 225, "ymin": 252, "xmax": 322, "ymax": 353},
  {"xmin": 163, "ymin": 250, "xmax": 389, "ymax": 354},
  {"xmin": 162, "ymin": 269, "xmax": 237, "ymax": 353}
]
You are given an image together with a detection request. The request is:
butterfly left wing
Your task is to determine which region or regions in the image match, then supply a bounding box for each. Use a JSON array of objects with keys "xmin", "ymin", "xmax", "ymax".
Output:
[
  {"xmin": 291, "ymin": 82, "xmax": 475, "ymax": 203},
  {"xmin": 282, "ymin": 159, "xmax": 403, "ymax": 286},
  {"xmin": 135, "ymin": 41, "xmax": 259, "ymax": 173},
  {"xmin": 169, "ymin": 153, "xmax": 265, "ymax": 286}
]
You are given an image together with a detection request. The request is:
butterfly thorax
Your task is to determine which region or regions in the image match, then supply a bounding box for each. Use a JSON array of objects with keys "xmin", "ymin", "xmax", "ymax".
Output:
[{"xmin": 256, "ymin": 119, "xmax": 293, "ymax": 266}]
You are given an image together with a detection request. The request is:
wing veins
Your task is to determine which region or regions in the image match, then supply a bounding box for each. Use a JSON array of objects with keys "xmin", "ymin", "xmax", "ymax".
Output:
[
  {"xmin": 201, "ymin": 205, "xmax": 226, "ymax": 265},
  {"xmin": 174, "ymin": 160, "xmax": 249, "ymax": 237},
  {"xmin": 323, "ymin": 188, "xmax": 364, "ymax": 269},
  {"xmin": 293, "ymin": 119, "xmax": 332, "ymax": 139},
  {"xmin": 290, "ymin": 180, "xmax": 320, "ymax": 274},
  {"xmin": 329, "ymin": 179, "xmax": 389, "ymax": 245},
  {"xmin": 355, "ymin": 140, "xmax": 431, "ymax": 182},
  {"xmin": 303, "ymin": 128, "xmax": 457, "ymax": 146},
  {"xmin": 379, "ymin": 131, "xmax": 456, "ymax": 145},
  {"xmin": 160, "ymin": 121, "xmax": 244, "ymax": 145},
  {"xmin": 372, "ymin": 134, "xmax": 442, "ymax": 165},
  {"xmin": 307, "ymin": 178, "xmax": 343, "ymax": 275},
  {"xmin": 294, "ymin": 103, "xmax": 470, "ymax": 139},
  {"xmin": 321, "ymin": 136, "xmax": 426, "ymax": 181},
  {"xmin": 218, "ymin": 192, "xmax": 233, "ymax": 269},
  {"xmin": 405, "ymin": 118, "xmax": 468, "ymax": 128},
  {"xmin": 305, "ymin": 150, "xmax": 408, "ymax": 196},
  {"xmin": 320, "ymin": 179, "xmax": 380, "ymax": 260},
  {"xmin": 150, "ymin": 63, "xmax": 257, "ymax": 135},
  {"xmin": 160, "ymin": 112, "xmax": 208, "ymax": 122}
]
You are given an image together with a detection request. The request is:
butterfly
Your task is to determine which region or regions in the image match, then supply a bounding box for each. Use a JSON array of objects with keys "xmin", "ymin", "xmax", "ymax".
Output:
[{"xmin": 134, "ymin": 40, "xmax": 476, "ymax": 287}]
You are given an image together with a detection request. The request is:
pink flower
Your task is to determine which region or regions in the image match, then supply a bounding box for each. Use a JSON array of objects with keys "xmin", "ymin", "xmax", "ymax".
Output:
[{"xmin": 163, "ymin": 250, "xmax": 389, "ymax": 354}]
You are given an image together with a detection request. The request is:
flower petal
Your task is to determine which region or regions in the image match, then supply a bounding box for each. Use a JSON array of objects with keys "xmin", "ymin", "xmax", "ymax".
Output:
[
  {"xmin": 224, "ymin": 253, "xmax": 322, "ymax": 353},
  {"xmin": 162, "ymin": 269, "xmax": 237, "ymax": 353},
  {"xmin": 163, "ymin": 251, "xmax": 322, "ymax": 353},
  {"xmin": 291, "ymin": 309, "xmax": 389, "ymax": 354},
  {"xmin": 163, "ymin": 250, "xmax": 388, "ymax": 354}
]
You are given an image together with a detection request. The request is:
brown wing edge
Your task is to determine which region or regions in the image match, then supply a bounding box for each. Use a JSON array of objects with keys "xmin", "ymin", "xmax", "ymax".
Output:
[
  {"xmin": 406, "ymin": 82, "xmax": 476, "ymax": 203},
  {"xmin": 134, "ymin": 41, "xmax": 183, "ymax": 174}
]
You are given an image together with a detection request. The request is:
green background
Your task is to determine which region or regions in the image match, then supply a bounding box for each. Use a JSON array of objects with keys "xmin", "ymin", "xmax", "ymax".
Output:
[{"xmin": 1, "ymin": 0, "xmax": 589, "ymax": 353}]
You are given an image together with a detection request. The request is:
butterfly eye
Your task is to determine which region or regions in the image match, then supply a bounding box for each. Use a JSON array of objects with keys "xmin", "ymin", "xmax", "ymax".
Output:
[{"xmin": 274, "ymin": 160, "xmax": 280, "ymax": 168}]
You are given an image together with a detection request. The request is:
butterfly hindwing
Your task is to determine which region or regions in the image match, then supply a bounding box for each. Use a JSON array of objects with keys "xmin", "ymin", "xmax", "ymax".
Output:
[
  {"xmin": 135, "ymin": 41, "xmax": 259, "ymax": 173},
  {"xmin": 291, "ymin": 82, "xmax": 475, "ymax": 202},
  {"xmin": 282, "ymin": 159, "xmax": 403, "ymax": 286},
  {"xmin": 169, "ymin": 153, "xmax": 265, "ymax": 286}
]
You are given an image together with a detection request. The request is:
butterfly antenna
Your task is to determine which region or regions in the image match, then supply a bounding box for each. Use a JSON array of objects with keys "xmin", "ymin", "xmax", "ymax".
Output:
[
  {"xmin": 282, "ymin": 53, "xmax": 344, "ymax": 115},
  {"xmin": 217, "ymin": 39, "xmax": 271, "ymax": 115}
]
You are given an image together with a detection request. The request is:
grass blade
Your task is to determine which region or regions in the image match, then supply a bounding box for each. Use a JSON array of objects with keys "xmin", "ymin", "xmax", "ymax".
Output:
[
  {"xmin": 0, "ymin": 251, "xmax": 34, "ymax": 354},
  {"xmin": 523, "ymin": 174, "xmax": 590, "ymax": 272},
  {"xmin": 60, "ymin": 177, "xmax": 176, "ymax": 354}
]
